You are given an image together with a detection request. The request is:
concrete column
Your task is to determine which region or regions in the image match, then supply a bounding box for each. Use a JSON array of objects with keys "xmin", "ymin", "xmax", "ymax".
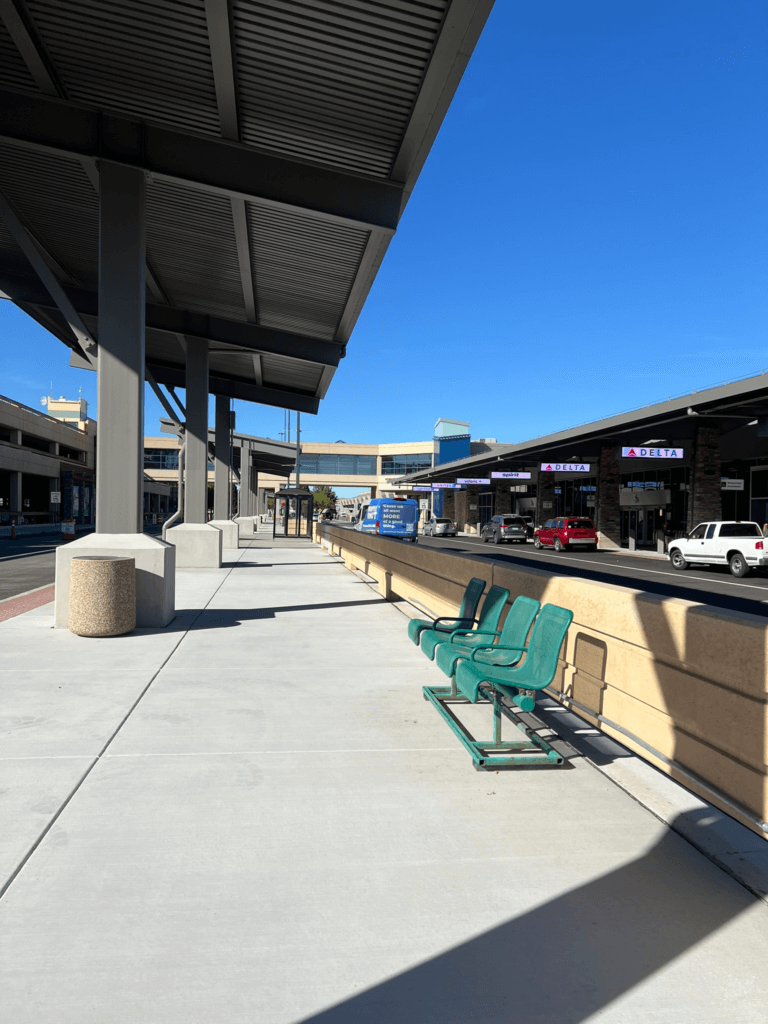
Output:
[
  {"xmin": 536, "ymin": 473, "xmax": 556, "ymax": 527},
  {"xmin": 54, "ymin": 163, "xmax": 175, "ymax": 628},
  {"xmin": 213, "ymin": 395, "xmax": 230, "ymax": 519},
  {"xmin": 235, "ymin": 456, "xmax": 257, "ymax": 538},
  {"xmin": 166, "ymin": 340, "xmax": 222, "ymax": 566},
  {"xmin": 10, "ymin": 470, "xmax": 21, "ymax": 514},
  {"xmin": 596, "ymin": 445, "xmax": 621, "ymax": 549},
  {"xmin": 210, "ymin": 394, "xmax": 239, "ymax": 548},
  {"xmin": 494, "ymin": 487, "xmax": 513, "ymax": 515},
  {"xmin": 95, "ymin": 162, "xmax": 145, "ymax": 535},
  {"xmin": 443, "ymin": 489, "xmax": 456, "ymax": 522},
  {"xmin": 690, "ymin": 424, "xmax": 722, "ymax": 528},
  {"xmin": 185, "ymin": 339, "xmax": 210, "ymax": 525}
]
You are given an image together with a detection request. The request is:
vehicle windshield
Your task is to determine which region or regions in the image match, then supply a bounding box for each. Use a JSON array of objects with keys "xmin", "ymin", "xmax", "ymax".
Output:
[
  {"xmin": 435, "ymin": 518, "xmax": 452, "ymax": 523},
  {"xmin": 567, "ymin": 519, "xmax": 593, "ymax": 529},
  {"xmin": 501, "ymin": 517, "xmax": 525, "ymax": 525},
  {"xmin": 719, "ymin": 523, "xmax": 762, "ymax": 538}
]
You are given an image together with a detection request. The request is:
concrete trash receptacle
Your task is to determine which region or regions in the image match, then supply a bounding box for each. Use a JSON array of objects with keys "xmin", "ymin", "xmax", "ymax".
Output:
[{"xmin": 68, "ymin": 555, "xmax": 136, "ymax": 636}]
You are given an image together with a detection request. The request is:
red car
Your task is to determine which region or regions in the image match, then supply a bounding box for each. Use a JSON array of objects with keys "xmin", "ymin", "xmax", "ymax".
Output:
[{"xmin": 534, "ymin": 517, "xmax": 598, "ymax": 552}]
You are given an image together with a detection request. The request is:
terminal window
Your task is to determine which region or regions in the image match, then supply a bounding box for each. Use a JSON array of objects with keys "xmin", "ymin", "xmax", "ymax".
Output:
[
  {"xmin": 144, "ymin": 449, "xmax": 179, "ymax": 470},
  {"xmin": 299, "ymin": 454, "xmax": 377, "ymax": 476},
  {"xmin": 380, "ymin": 453, "xmax": 433, "ymax": 476}
]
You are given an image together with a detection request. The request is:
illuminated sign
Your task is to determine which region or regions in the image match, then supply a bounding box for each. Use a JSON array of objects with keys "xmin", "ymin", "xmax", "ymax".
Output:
[
  {"xmin": 621, "ymin": 447, "xmax": 683, "ymax": 459},
  {"xmin": 412, "ymin": 486, "xmax": 433, "ymax": 491},
  {"xmin": 539, "ymin": 463, "xmax": 591, "ymax": 472},
  {"xmin": 432, "ymin": 483, "xmax": 462, "ymax": 489},
  {"xmin": 491, "ymin": 472, "xmax": 531, "ymax": 479},
  {"xmin": 457, "ymin": 478, "xmax": 491, "ymax": 485}
]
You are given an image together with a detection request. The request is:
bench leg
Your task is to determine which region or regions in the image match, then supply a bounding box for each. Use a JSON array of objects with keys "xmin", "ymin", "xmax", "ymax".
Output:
[{"xmin": 422, "ymin": 685, "xmax": 563, "ymax": 769}]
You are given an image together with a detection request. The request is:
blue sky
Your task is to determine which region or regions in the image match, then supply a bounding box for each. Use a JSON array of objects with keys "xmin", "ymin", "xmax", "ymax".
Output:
[{"xmin": 2, "ymin": 0, "xmax": 766, "ymax": 449}]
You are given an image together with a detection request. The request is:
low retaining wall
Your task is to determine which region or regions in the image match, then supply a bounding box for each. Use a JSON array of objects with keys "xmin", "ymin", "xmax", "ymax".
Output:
[{"xmin": 317, "ymin": 524, "xmax": 768, "ymax": 838}]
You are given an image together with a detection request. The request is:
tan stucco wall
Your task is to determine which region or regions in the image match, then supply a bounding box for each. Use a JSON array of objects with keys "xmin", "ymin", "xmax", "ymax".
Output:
[{"xmin": 315, "ymin": 524, "xmax": 768, "ymax": 839}]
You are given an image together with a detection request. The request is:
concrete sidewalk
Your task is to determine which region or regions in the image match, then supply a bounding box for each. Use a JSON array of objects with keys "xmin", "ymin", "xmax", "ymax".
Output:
[{"xmin": 2, "ymin": 538, "xmax": 768, "ymax": 1023}]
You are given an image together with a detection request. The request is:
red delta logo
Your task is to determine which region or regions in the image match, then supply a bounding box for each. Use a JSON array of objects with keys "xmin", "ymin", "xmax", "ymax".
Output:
[
  {"xmin": 545, "ymin": 464, "xmax": 552, "ymax": 471},
  {"xmin": 627, "ymin": 449, "xmax": 638, "ymax": 457}
]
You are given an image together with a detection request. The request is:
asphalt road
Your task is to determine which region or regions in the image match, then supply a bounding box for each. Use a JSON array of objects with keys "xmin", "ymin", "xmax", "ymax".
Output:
[
  {"xmin": 0, "ymin": 529, "xmax": 159, "ymax": 602},
  {"xmin": 330, "ymin": 522, "xmax": 768, "ymax": 618}
]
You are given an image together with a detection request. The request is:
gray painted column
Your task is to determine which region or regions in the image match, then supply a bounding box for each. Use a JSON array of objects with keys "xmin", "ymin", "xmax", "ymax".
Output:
[
  {"xmin": 213, "ymin": 395, "xmax": 230, "ymax": 520},
  {"xmin": 249, "ymin": 465, "xmax": 258, "ymax": 517},
  {"xmin": 185, "ymin": 339, "xmax": 209, "ymax": 524},
  {"xmin": 96, "ymin": 162, "xmax": 145, "ymax": 534}
]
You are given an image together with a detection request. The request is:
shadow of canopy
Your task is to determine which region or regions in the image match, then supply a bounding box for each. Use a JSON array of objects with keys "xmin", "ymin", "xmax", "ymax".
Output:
[{"xmin": 298, "ymin": 811, "xmax": 761, "ymax": 1024}]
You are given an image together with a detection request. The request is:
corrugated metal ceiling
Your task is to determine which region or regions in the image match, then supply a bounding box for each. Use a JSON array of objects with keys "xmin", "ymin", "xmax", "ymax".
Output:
[{"xmin": 0, "ymin": 0, "xmax": 491, "ymax": 410}]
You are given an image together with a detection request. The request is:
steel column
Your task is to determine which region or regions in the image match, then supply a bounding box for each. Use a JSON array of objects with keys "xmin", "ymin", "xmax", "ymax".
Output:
[
  {"xmin": 185, "ymin": 338, "xmax": 210, "ymax": 525},
  {"xmin": 96, "ymin": 162, "xmax": 145, "ymax": 534},
  {"xmin": 213, "ymin": 394, "xmax": 230, "ymax": 520}
]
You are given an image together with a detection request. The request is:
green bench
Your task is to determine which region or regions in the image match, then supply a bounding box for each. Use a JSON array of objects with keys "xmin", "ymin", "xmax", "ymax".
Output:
[
  {"xmin": 418, "ymin": 585, "xmax": 509, "ymax": 661},
  {"xmin": 407, "ymin": 576, "xmax": 486, "ymax": 647},
  {"xmin": 423, "ymin": 603, "xmax": 574, "ymax": 770},
  {"xmin": 434, "ymin": 594, "xmax": 540, "ymax": 684}
]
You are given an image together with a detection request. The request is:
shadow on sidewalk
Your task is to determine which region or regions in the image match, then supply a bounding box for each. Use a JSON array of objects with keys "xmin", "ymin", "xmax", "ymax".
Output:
[
  {"xmin": 298, "ymin": 809, "xmax": 758, "ymax": 1024},
  {"xmin": 129, "ymin": 597, "xmax": 389, "ymax": 636}
]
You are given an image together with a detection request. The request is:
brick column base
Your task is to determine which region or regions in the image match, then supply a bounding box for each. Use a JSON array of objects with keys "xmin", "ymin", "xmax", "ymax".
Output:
[
  {"xmin": 690, "ymin": 425, "xmax": 722, "ymax": 528},
  {"xmin": 597, "ymin": 445, "xmax": 621, "ymax": 548}
]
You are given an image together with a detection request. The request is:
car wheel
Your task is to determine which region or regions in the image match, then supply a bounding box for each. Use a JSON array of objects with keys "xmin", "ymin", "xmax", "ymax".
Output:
[
  {"xmin": 729, "ymin": 553, "xmax": 749, "ymax": 577},
  {"xmin": 534, "ymin": 536, "xmax": 542, "ymax": 549},
  {"xmin": 493, "ymin": 533, "xmax": 501, "ymax": 544},
  {"xmin": 554, "ymin": 538, "xmax": 564, "ymax": 552},
  {"xmin": 669, "ymin": 548, "xmax": 689, "ymax": 571}
]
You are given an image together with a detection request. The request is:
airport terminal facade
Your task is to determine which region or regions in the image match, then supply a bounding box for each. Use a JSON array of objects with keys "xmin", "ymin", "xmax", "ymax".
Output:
[{"xmin": 395, "ymin": 374, "xmax": 768, "ymax": 549}]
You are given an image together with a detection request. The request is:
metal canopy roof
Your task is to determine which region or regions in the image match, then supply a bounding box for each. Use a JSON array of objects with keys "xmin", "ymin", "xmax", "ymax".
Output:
[
  {"xmin": 398, "ymin": 372, "xmax": 768, "ymax": 482},
  {"xmin": 0, "ymin": 0, "xmax": 494, "ymax": 414},
  {"xmin": 159, "ymin": 415, "xmax": 296, "ymax": 476}
]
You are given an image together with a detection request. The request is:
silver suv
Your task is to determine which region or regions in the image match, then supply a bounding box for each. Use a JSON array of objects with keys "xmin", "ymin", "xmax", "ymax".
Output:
[
  {"xmin": 481, "ymin": 515, "xmax": 528, "ymax": 544},
  {"xmin": 423, "ymin": 516, "xmax": 457, "ymax": 537}
]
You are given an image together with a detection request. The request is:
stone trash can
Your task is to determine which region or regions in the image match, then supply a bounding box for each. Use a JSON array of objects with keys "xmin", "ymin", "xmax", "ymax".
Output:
[{"xmin": 68, "ymin": 555, "xmax": 136, "ymax": 637}]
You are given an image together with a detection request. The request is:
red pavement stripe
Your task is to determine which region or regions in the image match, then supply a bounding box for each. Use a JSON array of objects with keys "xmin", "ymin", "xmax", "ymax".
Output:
[{"xmin": 0, "ymin": 585, "xmax": 55, "ymax": 623}]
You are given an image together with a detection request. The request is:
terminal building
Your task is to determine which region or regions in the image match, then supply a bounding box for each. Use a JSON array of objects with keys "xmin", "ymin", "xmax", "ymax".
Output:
[
  {"xmin": 395, "ymin": 373, "xmax": 768, "ymax": 549},
  {"xmin": 143, "ymin": 418, "xmax": 507, "ymax": 517}
]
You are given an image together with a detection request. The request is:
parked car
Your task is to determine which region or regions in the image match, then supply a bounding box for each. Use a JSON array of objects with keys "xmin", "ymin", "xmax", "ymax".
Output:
[
  {"xmin": 480, "ymin": 515, "xmax": 529, "ymax": 544},
  {"xmin": 423, "ymin": 516, "xmax": 457, "ymax": 537},
  {"xmin": 667, "ymin": 520, "xmax": 767, "ymax": 577},
  {"xmin": 534, "ymin": 517, "xmax": 598, "ymax": 552},
  {"xmin": 519, "ymin": 515, "xmax": 535, "ymax": 537}
]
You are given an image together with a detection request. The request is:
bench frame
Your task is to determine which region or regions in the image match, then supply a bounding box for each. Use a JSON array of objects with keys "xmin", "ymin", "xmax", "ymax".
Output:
[{"xmin": 422, "ymin": 681, "xmax": 563, "ymax": 769}]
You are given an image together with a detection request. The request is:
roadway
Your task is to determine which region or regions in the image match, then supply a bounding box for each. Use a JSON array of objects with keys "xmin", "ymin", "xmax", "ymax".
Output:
[{"xmin": 331, "ymin": 522, "xmax": 768, "ymax": 618}]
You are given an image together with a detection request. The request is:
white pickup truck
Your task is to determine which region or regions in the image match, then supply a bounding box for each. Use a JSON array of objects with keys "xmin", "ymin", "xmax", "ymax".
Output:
[{"xmin": 668, "ymin": 521, "xmax": 767, "ymax": 577}]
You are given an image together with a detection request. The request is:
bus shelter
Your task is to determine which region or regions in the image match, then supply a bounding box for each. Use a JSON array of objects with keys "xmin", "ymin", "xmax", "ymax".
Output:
[{"xmin": 272, "ymin": 488, "xmax": 314, "ymax": 539}]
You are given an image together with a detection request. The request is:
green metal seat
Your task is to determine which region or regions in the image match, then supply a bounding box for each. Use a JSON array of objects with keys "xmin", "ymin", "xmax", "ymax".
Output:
[
  {"xmin": 406, "ymin": 576, "xmax": 485, "ymax": 646},
  {"xmin": 423, "ymin": 603, "xmax": 574, "ymax": 770},
  {"xmin": 434, "ymin": 594, "xmax": 540, "ymax": 680},
  {"xmin": 419, "ymin": 585, "xmax": 510, "ymax": 661}
]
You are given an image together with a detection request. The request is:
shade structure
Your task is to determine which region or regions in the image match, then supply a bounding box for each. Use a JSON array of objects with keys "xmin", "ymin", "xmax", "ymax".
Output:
[{"xmin": 272, "ymin": 488, "xmax": 313, "ymax": 539}]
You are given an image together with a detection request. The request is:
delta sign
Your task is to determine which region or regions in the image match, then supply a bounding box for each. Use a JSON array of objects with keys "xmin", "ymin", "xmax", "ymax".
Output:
[
  {"xmin": 539, "ymin": 463, "xmax": 590, "ymax": 472},
  {"xmin": 491, "ymin": 472, "xmax": 531, "ymax": 480},
  {"xmin": 621, "ymin": 447, "xmax": 683, "ymax": 459}
]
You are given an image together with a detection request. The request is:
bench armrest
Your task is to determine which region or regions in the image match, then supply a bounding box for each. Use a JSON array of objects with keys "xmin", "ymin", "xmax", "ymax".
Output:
[
  {"xmin": 470, "ymin": 644, "xmax": 527, "ymax": 663},
  {"xmin": 448, "ymin": 628, "xmax": 500, "ymax": 644},
  {"xmin": 433, "ymin": 616, "xmax": 477, "ymax": 632}
]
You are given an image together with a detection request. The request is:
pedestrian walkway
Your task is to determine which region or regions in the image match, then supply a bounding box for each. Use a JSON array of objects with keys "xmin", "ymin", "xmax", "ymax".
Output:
[{"xmin": 2, "ymin": 538, "xmax": 768, "ymax": 1023}]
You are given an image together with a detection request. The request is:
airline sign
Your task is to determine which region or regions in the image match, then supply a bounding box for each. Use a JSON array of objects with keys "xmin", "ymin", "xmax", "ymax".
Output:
[
  {"xmin": 432, "ymin": 483, "xmax": 462, "ymax": 489},
  {"xmin": 412, "ymin": 486, "xmax": 433, "ymax": 491},
  {"xmin": 539, "ymin": 463, "xmax": 591, "ymax": 473},
  {"xmin": 621, "ymin": 447, "xmax": 683, "ymax": 459},
  {"xmin": 491, "ymin": 472, "xmax": 531, "ymax": 479},
  {"xmin": 457, "ymin": 478, "xmax": 491, "ymax": 486}
]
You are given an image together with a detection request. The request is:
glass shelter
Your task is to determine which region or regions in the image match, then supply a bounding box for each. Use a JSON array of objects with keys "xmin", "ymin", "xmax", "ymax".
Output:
[{"xmin": 272, "ymin": 488, "xmax": 314, "ymax": 539}]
